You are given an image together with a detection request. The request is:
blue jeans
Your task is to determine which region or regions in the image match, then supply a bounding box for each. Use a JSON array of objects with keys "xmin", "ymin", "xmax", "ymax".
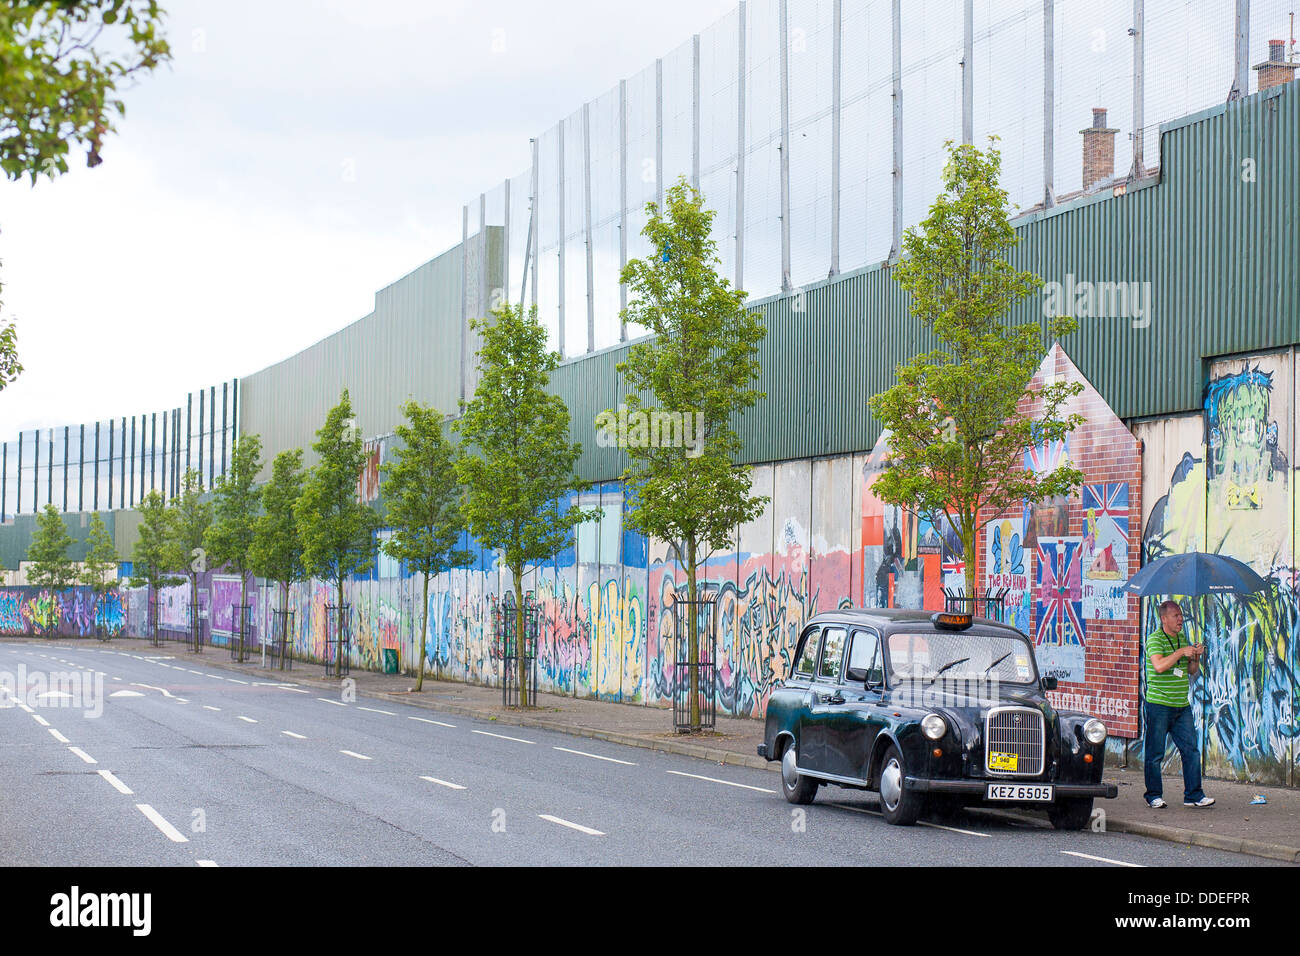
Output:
[{"xmin": 1143, "ymin": 701, "xmax": 1205, "ymax": 803}]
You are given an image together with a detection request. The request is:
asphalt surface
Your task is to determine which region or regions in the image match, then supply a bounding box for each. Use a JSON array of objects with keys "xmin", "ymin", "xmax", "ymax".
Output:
[{"xmin": 0, "ymin": 639, "xmax": 1285, "ymax": 867}]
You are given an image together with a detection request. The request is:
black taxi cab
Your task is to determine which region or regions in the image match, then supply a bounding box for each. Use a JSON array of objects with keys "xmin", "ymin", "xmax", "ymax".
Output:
[{"xmin": 758, "ymin": 608, "xmax": 1118, "ymax": 829}]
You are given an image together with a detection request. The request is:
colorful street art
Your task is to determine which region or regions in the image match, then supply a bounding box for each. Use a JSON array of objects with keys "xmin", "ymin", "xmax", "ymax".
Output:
[
  {"xmin": 1034, "ymin": 537, "xmax": 1086, "ymax": 682},
  {"xmin": 1081, "ymin": 483, "xmax": 1129, "ymax": 620},
  {"xmin": 0, "ymin": 586, "xmax": 126, "ymax": 637},
  {"xmin": 1139, "ymin": 352, "xmax": 1299, "ymax": 784},
  {"xmin": 985, "ymin": 518, "xmax": 1031, "ymax": 633}
]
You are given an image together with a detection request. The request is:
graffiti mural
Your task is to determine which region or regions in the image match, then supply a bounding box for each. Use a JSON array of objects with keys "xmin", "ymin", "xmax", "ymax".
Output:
[
  {"xmin": 1139, "ymin": 351, "xmax": 1299, "ymax": 784},
  {"xmin": 0, "ymin": 586, "xmax": 126, "ymax": 637}
]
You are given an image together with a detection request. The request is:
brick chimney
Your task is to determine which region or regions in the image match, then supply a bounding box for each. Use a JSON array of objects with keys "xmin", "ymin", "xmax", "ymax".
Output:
[
  {"xmin": 1254, "ymin": 40, "xmax": 1298, "ymax": 91},
  {"xmin": 1080, "ymin": 108, "xmax": 1118, "ymax": 190}
]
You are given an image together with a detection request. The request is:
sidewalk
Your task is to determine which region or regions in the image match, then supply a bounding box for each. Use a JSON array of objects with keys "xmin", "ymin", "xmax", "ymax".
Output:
[{"xmin": 48, "ymin": 636, "xmax": 1300, "ymax": 864}]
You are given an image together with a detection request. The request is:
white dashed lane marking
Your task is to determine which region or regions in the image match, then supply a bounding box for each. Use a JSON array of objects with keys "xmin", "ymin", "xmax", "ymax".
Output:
[
  {"xmin": 67, "ymin": 747, "xmax": 97, "ymax": 765},
  {"xmin": 538, "ymin": 814, "xmax": 605, "ymax": 836},
  {"xmin": 409, "ymin": 716, "xmax": 455, "ymax": 728},
  {"xmin": 1060, "ymin": 850, "xmax": 1142, "ymax": 867},
  {"xmin": 665, "ymin": 770, "xmax": 775, "ymax": 794},
  {"xmin": 470, "ymin": 730, "xmax": 534, "ymax": 745},
  {"xmin": 552, "ymin": 746, "xmax": 636, "ymax": 766},
  {"xmin": 136, "ymin": 804, "xmax": 188, "ymax": 843},
  {"xmin": 98, "ymin": 770, "xmax": 133, "ymax": 795},
  {"xmin": 339, "ymin": 750, "xmax": 371, "ymax": 761},
  {"xmin": 419, "ymin": 775, "xmax": 466, "ymax": 790}
]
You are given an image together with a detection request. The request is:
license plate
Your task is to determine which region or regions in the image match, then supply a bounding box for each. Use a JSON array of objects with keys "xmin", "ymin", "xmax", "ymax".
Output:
[
  {"xmin": 986, "ymin": 783, "xmax": 1053, "ymax": 802},
  {"xmin": 988, "ymin": 751, "xmax": 1019, "ymax": 772}
]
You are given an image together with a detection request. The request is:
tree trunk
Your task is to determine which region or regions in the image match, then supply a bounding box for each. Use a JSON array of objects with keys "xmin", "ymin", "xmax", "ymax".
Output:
[
  {"xmin": 687, "ymin": 536, "xmax": 700, "ymax": 732},
  {"xmin": 336, "ymin": 577, "xmax": 346, "ymax": 679},
  {"xmin": 415, "ymin": 572, "xmax": 429, "ymax": 692},
  {"xmin": 239, "ymin": 569, "xmax": 248, "ymax": 659},
  {"xmin": 962, "ymin": 521, "xmax": 977, "ymax": 615},
  {"xmin": 514, "ymin": 570, "xmax": 527, "ymax": 708}
]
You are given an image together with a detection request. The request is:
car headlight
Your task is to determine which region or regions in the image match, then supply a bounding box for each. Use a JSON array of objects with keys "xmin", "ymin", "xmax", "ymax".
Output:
[
  {"xmin": 1083, "ymin": 718, "xmax": 1107, "ymax": 744},
  {"xmin": 922, "ymin": 713, "xmax": 947, "ymax": 740}
]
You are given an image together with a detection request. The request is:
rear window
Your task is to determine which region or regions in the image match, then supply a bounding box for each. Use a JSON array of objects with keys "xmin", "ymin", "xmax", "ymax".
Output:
[{"xmin": 794, "ymin": 628, "xmax": 820, "ymax": 678}]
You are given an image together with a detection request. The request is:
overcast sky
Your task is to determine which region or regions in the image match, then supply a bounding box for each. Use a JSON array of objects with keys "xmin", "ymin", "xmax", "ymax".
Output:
[{"xmin": 0, "ymin": 0, "xmax": 738, "ymax": 438}]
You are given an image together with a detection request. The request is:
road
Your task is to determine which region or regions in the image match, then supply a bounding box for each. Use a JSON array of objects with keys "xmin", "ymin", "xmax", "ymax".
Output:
[{"xmin": 0, "ymin": 638, "xmax": 1281, "ymax": 867}]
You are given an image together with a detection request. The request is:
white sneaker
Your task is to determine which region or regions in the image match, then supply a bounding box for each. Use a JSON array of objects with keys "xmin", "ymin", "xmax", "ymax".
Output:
[
  {"xmin": 1184, "ymin": 796, "xmax": 1215, "ymax": 808},
  {"xmin": 1147, "ymin": 797, "xmax": 1167, "ymax": 808}
]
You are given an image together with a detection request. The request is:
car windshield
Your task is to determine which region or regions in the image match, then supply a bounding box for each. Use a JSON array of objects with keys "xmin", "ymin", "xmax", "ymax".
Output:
[{"xmin": 885, "ymin": 630, "xmax": 1038, "ymax": 685}]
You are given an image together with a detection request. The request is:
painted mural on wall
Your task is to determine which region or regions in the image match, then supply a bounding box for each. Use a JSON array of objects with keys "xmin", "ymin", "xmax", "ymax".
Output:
[
  {"xmin": 1081, "ymin": 482, "xmax": 1129, "ymax": 620},
  {"xmin": 1141, "ymin": 351, "xmax": 1298, "ymax": 785},
  {"xmin": 1034, "ymin": 537, "xmax": 1086, "ymax": 682},
  {"xmin": 0, "ymin": 586, "xmax": 125, "ymax": 637},
  {"xmin": 985, "ymin": 517, "xmax": 1031, "ymax": 632}
]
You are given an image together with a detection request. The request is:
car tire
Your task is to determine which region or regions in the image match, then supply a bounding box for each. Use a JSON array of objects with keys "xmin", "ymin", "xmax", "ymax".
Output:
[
  {"xmin": 877, "ymin": 744, "xmax": 923, "ymax": 826},
  {"xmin": 780, "ymin": 738, "xmax": 819, "ymax": 805},
  {"xmin": 1048, "ymin": 797, "xmax": 1094, "ymax": 831}
]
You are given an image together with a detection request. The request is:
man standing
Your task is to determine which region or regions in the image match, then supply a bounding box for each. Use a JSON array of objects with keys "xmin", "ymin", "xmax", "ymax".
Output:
[{"xmin": 1143, "ymin": 600, "xmax": 1215, "ymax": 808}]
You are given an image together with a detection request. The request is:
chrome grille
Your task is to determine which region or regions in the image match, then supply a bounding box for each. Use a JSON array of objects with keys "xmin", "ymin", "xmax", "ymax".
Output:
[{"xmin": 984, "ymin": 706, "xmax": 1045, "ymax": 776}]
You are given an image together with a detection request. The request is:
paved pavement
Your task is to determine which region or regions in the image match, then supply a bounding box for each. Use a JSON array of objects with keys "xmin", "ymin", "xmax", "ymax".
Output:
[{"xmin": 1, "ymin": 635, "xmax": 1295, "ymax": 866}]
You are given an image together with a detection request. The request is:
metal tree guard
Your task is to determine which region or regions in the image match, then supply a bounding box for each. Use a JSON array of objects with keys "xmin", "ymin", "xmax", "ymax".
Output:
[
  {"xmin": 270, "ymin": 609, "xmax": 294, "ymax": 671},
  {"xmin": 672, "ymin": 588, "xmax": 718, "ymax": 733},
  {"xmin": 943, "ymin": 587, "xmax": 1010, "ymax": 623},
  {"xmin": 230, "ymin": 604, "xmax": 253, "ymax": 663},
  {"xmin": 494, "ymin": 592, "xmax": 538, "ymax": 709},
  {"xmin": 147, "ymin": 591, "xmax": 162, "ymax": 648},
  {"xmin": 324, "ymin": 604, "xmax": 351, "ymax": 678},
  {"xmin": 187, "ymin": 599, "xmax": 204, "ymax": 653}
]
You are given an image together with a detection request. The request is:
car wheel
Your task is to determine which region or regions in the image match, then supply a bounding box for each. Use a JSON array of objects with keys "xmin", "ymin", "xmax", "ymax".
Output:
[
  {"xmin": 780, "ymin": 739, "xmax": 819, "ymax": 805},
  {"xmin": 1048, "ymin": 797, "xmax": 1093, "ymax": 831},
  {"xmin": 878, "ymin": 744, "xmax": 923, "ymax": 825}
]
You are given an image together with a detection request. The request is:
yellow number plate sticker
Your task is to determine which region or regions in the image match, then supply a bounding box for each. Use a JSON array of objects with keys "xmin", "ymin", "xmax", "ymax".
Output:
[{"xmin": 989, "ymin": 751, "xmax": 1019, "ymax": 771}]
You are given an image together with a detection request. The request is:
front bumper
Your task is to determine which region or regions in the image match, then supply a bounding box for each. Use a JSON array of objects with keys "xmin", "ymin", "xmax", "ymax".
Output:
[{"xmin": 904, "ymin": 776, "xmax": 1118, "ymax": 800}]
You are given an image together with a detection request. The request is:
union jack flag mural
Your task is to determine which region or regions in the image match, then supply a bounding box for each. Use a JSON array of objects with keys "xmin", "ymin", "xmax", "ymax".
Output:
[
  {"xmin": 1081, "ymin": 482, "xmax": 1128, "ymax": 540},
  {"xmin": 1035, "ymin": 538, "xmax": 1086, "ymax": 647},
  {"xmin": 1025, "ymin": 436, "xmax": 1070, "ymax": 474}
]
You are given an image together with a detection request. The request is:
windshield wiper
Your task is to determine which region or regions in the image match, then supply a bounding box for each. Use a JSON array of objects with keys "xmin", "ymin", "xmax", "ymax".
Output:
[
  {"xmin": 926, "ymin": 657, "xmax": 970, "ymax": 687},
  {"xmin": 981, "ymin": 652, "xmax": 1012, "ymax": 678}
]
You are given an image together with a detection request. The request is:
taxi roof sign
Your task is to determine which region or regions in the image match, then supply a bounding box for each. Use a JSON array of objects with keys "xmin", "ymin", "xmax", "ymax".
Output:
[{"xmin": 931, "ymin": 611, "xmax": 973, "ymax": 630}]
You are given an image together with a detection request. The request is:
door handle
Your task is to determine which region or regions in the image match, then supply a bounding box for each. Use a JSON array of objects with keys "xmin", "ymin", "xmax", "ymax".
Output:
[{"xmin": 822, "ymin": 694, "xmax": 845, "ymax": 705}]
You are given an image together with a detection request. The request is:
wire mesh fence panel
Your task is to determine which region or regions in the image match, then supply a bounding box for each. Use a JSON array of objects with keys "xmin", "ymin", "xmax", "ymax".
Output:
[
  {"xmin": 840, "ymin": 0, "xmax": 895, "ymax": 268},
  {"xmin": 230, "ymin": 604, "xmax": 253, "ymax": 663},
  {"xmin": 743, "ymin": 0, "xmax": 784, "ymax": 300},
  {"xmin": 973, "ymin": 0, "xmax": 1045, "ymax": 213},
  {"xmin": 699, "ymin": 9, "xmax": 740, "ymax": 285}
]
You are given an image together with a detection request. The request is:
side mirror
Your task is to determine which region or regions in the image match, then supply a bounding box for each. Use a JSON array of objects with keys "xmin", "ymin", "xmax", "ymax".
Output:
[
  {"xmin": 1041, "ymin": 676, "xmax": 1058, "ymax": 692},
  {"xmin": 845, "ymin": 666, "xmax": 869, "ymax": 684}
]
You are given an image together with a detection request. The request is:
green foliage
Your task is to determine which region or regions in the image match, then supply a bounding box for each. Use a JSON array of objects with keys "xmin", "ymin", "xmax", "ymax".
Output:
[
  {"xmin": 171, "ymin": 468, "xmax": 211, "ymax": 580},
  {"xmin": 383, "ymin": 402, "xmax": 470, "ymax": 578},
  {"xmin": 382, "ymin": 401, "xmax": 471, "ymax": 689},
  {"xmin": 0, "ymin": 320, "xmax": 22, "ymax": 392},
  {"xmin": 204, "ymin": 435, "xmax": 262, "ymax": 606},
  {"xmin": 456, "ymin": 303, "xmax": 596, "ymax": 706},
  {"xmin": 0, "ymin": 1, "xmax": 170, "ymax": 183},
  {"xmin": 27, "ymin": 505, "xmax": 74, "ymax": 620},
  {"xmin": 297, "ymin": 390, "xmax": 379, "ymax": 599},
  {"xmin": 80, "ymin": 512, "xmax": 118, "ymax": 635},
  {"xmin": 250, "ymin": 448, "xmax": 306, "ymax": 603},
  {"xmin": 614, "ymin": 176, "xmax": 768, "ymax": 554},
  {"xmin": 129, "ymin": 489, "xmax": 180, "ymax": 592},
  {"xmin": 867, "ymin": 142, "xmax": 1084, "ymax": 595},
  {"xmin": 455, "ymin": 303, "xmax": 597, "ymax": 575}
]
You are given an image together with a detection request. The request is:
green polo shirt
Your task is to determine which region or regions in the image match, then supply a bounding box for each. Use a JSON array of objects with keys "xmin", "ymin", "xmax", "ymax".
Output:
[{"xmin": 1144, "ymin": 628, "xmax": 1191, "ymax": 707}]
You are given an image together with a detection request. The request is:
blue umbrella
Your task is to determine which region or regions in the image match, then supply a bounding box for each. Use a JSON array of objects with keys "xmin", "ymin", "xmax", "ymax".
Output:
[{"xmin": 1122, "ymin": 551, "xmax": 1270, "ymax": 597}]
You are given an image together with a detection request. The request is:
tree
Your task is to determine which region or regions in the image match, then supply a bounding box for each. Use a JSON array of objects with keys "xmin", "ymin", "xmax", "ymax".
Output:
[
  {"xmin": 205, "ymin": 435, "xmax": 263, "ymax": 647},
  {"xmin": 27, "ymin": 504, "xmax": 74, "ymax": 634},
  {"xmin": 0, "ymin": 1, "xmax": 170, "ymax": 388},
  {"xmin": 867, "ymin": 141, "xmax": 1084, "ymax": 602},
  {"xmin": 612, "ymin": 178, "xmax": 768, "ymax": 731},
  {"xmin": 80, "ymin": 512, "xmax": 119, "ymax": 638},
  {"xmin": 0, "ymin": 1, "xmax": 170, "ymax": 183},
  {"xmin": 297, "ymin": 391, "xmax": 379, "ymax": 675},
  {"xmin": 250, "ymin": 448, "xmax": 306, "ymax": 638},
  {"xmin": 456, "ymin": 303, "xmax": 598, "ymax": 708},
  {"xmin": 129, "ymin": 489, "xmax": 181, "ymax": 638},
  {"xmin": 381, "ymin": 401, "xmax": 471, "ymax": 691},
  {"xmin": 171, "ymin": 469, "xmax": 212, "ymax": 644}
]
